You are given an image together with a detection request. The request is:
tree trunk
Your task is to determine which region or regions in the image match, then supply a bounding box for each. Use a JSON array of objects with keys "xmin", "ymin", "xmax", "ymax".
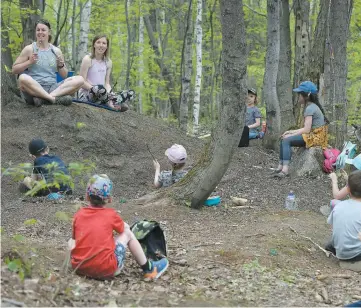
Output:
[
  {"xmin": 192, "ymin": 0, "xmax": 203, "ymax": 135},
  {"xmin": 77, "ymin": 0, "xmax": 92, "ymax": 67},
  {"xmin": 306, "ymin": 0, "xmax": 330, "ymax": 85},
  {"xmin": 179, "ymin": 0, "xmax": 193, "ymax": 132},
  {"xmin": 19, "ymin": 0, "xmax": 45, "ymax": 46},
  {"xmin": 71, "ymin": 0, "xmax": 77, "ymax": 70},
  {"xmin": 138, "ymin": 2, "xmax": 144, "ymax": 114},
  {"xmin": 277, "ymin": 0, "xmax": 294, "ymax": 131},
  {"xmin": 293, "ymin": 0, "xmax": 310, "ymax": 126},
  {"xmin": 323, "ymin": 0, "xmax": 353, "ymax": 148},
  {"xmin": 125, "ymin": 0, "xmax": 131, "ymax": 89},
  {"xmin": 144, "ymin": 15, "xmax": 179, "ymax": 117},
  {"xmin": 170, "ymin": 0, "xmax": 248, "ymax": 209},
  {"xmin": 263, "ymin": 0, "xmax": 280, "ymax": 149}
]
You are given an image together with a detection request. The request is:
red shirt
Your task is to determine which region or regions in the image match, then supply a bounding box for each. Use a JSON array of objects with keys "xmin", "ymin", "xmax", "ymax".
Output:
[{"xmin": 71, "ymin": 206, "xmax": 125, "ymax": 278}]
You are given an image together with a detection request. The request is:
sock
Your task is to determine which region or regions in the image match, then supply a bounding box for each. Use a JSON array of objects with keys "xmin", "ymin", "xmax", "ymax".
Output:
[{"xmin": 141, "ymin": 260, "xmax": 152, "ymax": 272}]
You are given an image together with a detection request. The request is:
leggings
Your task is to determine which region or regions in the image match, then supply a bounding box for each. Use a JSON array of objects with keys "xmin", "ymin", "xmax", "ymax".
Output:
[{"xmin": 279, "ymin": 135, "xmax": 306, "ymax": 163}]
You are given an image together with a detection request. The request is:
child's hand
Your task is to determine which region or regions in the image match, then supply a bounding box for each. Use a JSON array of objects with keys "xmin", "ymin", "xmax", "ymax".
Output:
[
  {"xmin": 281, "ymin": 130, "xmax": 294, "ymax": 139},
  {"xmin": 340, "ymin": 169, "xmax": 348, "ymax": 181},
  {"xmin": 329, "ymin": 172, "xmax": 337, "ymax": 182},
  {"xmin": 153, "ymin": 159, "xmax": 160, "ymax": 171}
]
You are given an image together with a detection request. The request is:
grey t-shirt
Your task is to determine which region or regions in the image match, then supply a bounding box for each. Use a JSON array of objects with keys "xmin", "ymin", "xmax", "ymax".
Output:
[
  {"xmin": 327, "ymin": 199, "xmax": 361, "ymax": 260},
  {"xmin": 304, "ymin": 103, "xmax": 325, "ymax": 129},
  {"xmin": 245, "ymin": 106, "xmax": 262, "ymax": 133}
]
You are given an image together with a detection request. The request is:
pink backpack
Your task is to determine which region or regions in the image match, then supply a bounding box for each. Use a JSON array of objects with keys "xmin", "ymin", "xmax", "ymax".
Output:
[{"xmin": 323, "ymin": 148, "xmax": 341, "ymax": 173}]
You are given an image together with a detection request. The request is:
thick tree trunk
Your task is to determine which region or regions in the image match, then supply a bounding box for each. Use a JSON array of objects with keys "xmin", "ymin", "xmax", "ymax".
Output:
[
  {"xmin": 138, "ymin": 3, "xmax": 144, "ymax": 114},
  {"xmin": 323, "ymin": 0, "xmax": 353, "ymax": 148},
  {"xmin": 293, "ymin": 0, "xmax": 310, "ymax": 126},
  {"xmin": 193, "ymin": 0, "xmax": 203, "ymax": 135},
  {"xmin": 77, "ymin": 0, "xmax": 92, "ymax": 67},
  {"xmin": 71, "ymin": 0, "xmax": 77, "ymax": 70},
  {"xmin": 19, "ymin": 0, "xmax": 45, "ymax": 46},
  {"xmin": 179, "ymin": 0, "xmax": 193, "ymax": 132},
  {"xmin": 170, "ymin": 0, "xmax": 248, "ymax": 209},
  {"xmin": 277, "ymin": 0, "xmax": 294, "ymax": 131},
  {"xmin": 263, "ymin": 0, "xmax": 280, "ymax": 149}
]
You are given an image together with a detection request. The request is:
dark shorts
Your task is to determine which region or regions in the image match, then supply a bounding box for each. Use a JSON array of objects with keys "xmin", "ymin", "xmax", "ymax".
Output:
[{"xmin": 21, "ymin": 82, "xmax": 61, "ymax": 105}]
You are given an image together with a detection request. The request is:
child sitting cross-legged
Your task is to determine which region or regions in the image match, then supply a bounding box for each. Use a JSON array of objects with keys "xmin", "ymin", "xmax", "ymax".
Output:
[
  {"xmin": 71, "ymin": 174, "xmax": 169, "ymax": 279},
  {"xmin": 325, "ymin": 170, "xmax": 361, "ymax": 263}
]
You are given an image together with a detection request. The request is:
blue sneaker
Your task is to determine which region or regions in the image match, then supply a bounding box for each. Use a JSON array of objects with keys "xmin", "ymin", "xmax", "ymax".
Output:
[{"xmin": 143, "ymin": 258, "xmax": 169, "ymax": 280}]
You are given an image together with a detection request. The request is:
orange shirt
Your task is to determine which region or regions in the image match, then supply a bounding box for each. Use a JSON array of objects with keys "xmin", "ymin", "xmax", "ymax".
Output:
[{"xmin": 71, "ymin": 206, "xmax": 125, "ymax": 278}]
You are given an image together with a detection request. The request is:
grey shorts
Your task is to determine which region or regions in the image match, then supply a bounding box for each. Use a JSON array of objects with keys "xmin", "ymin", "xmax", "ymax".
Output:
[{"xmin": 21, "ymin": 82, "xmax": 60, "ymax": 105}]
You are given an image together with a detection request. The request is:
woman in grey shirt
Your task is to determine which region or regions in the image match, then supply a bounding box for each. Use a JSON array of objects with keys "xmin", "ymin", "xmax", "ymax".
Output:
[
  {"xmin": 12, "ymin": 19, "xmax": 84, "ymax": 107},
  {"xmin": 272, "ymin": 81, "xmax": 329, "ymax": 178}
]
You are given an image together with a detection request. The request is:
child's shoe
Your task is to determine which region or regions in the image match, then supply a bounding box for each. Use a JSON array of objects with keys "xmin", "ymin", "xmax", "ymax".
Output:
[{"xmin": 143, "ymin": 258, "xmax": 169, "ymax": 280}]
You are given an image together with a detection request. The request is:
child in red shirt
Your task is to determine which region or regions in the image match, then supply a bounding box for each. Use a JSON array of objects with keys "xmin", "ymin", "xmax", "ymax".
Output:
[{"xmin": 71, "ymin": 174, "xmax": 169, "ymax": 279}]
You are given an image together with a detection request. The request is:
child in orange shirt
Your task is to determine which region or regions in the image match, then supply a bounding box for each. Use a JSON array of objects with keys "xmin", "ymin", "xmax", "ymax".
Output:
[{"xmin": 71, "ymin": 174, "xmax": 168, "ymax": 279}]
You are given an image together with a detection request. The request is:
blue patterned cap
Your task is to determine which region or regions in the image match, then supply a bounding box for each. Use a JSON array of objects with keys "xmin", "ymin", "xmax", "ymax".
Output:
[
  {"xmin": 86, "ymin": 174, "xmax": 113, "ymax": 199},
  {"xmin": 293, "ymin": 81, "xmax": 318, "ymax": 94}
]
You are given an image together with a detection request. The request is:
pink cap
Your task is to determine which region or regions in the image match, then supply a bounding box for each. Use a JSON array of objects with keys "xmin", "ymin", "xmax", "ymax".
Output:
[{"xmin": 165, "ymin": 144, "xmax": 187, "ymax": 164}]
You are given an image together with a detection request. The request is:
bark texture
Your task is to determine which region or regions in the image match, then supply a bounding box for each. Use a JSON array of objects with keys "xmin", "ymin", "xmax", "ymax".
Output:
[
  {"xmin": 170, "ymin": 0, "xmax": 248, "ymax": 209},
  {"xmin": 263, "ymin": 0, "xmax": 280, "ymax": 149},
  {"xmin": 293, "ymin": 0, "xmax": 310, "ymax": 126},
  {"xmin": 277, "ymin": 0, "xmax": 294, "ymax": 131},
  {"xmin": 179, "ymin": 0, "xmax": 193, "ymax": 132},
  {"xmin": 77, "ymin": 0, "xmax": 92, "ymax": 67},
  {"xmin": 322, "ymin": 0, "xmax": 353, "ymax": 148},
  {"xmin": 19, "ymin": 0, "xmax": 45, "ymax": 46},
  {"xmin": 193, "ymin": 0, "xmax": 203, "ymax": 135}
]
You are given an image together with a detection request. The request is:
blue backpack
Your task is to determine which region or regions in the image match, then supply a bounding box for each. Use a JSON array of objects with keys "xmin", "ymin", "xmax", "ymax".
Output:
[{"xmin": 336, "ymin": 141, "xmax": 357, "ymax": 170}]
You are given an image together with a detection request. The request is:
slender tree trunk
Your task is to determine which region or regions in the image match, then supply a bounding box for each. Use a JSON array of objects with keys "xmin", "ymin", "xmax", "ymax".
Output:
[
  {"xmin": 277, "ymin": 0, "xmax": 294, "ymax": 131},
  {"xmin": 170, "ymin": 0, "xmax": 248, "ymax": 209},
  {"xmin": 77, "ymin": 0, "xmax": 92, "ymax": 67},
  {"xmin": 19, "ymin": 0, "xmax": 45, "ymax": 46},
  {"xmin": 144, "ymin": 15, "xmax": 179, "ymax": 116},
  {"xmin": 71, "ymin": 0, "xmax": 77, "ymax": 70},
  {"xmin": 179, "ymin": 0, "xmax": 193, "ymax": 132},
  {"xmin": 323, "ymin": 0, "xmax": 353, "ymax": 148},
  {"xmin": 293, "ymin": 0, "xmax": 310, "ymax": 126},
  {"xmin": 138, "ymin": 3, "xmax": 144, "ymax": 114},
  {"xmin": 125, "ymin": 0, "xmax": 131, "ymax": 89},
  {"xmin": 209, "ymin": 0, "xmax": 217, "ymax": 123},
  {"xmin": 263, "ymin": 0, "xmax": 280, "ymax": 149},
  {"xmin": 193, "ymin": 0, "xmax": 203, "ymax": 135}
]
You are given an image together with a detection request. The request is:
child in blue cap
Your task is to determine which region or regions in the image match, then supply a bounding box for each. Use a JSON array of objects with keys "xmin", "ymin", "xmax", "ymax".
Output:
[{"xmin": 271, "ymin": 81, "xmax": 329, "ymax": 178}]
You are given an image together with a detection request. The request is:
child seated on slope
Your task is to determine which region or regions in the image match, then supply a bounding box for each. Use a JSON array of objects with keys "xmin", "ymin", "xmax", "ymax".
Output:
[
  {"xmin": 325, "ymin": 170, "xmax": 361, "ymax": 263},
  {"xmin": 19, "ymin": 138, "xmax": 72, "ymax": 196},
  {"xmin": 153, "ymin": 144, "xmax": 188, "ymax": 188},
  {"xmin": 71, "ymin": 174, "xmax": 169, "ymax": 279}
]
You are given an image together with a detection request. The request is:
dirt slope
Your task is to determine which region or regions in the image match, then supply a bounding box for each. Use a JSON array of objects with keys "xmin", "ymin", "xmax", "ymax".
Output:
[{"xmin": 1, "ymin": 101, "xmax": 360, "ymax": 307}]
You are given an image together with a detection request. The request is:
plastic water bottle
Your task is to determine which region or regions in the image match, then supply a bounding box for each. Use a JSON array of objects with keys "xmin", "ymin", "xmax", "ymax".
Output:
[{"xmin": 285, "ymin": 191, "xmax": 297, "ymax": 210}]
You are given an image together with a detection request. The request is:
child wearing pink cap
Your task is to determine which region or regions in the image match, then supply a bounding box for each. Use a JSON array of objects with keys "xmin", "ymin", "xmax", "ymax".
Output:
[{"xmin": 153, "ymin": 144, "xmax": 188, "ymax": 188}]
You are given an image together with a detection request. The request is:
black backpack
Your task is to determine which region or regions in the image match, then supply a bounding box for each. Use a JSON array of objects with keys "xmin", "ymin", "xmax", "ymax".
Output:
[{"xmin": 130, "ymin": 220, "xmax": 167, "ymax": 260}]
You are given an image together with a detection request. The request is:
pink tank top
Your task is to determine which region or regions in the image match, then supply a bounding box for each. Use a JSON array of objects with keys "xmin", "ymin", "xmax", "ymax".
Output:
[{"xmin": 87, "ymin": 59, "xmax": 107, "ymax": 86}]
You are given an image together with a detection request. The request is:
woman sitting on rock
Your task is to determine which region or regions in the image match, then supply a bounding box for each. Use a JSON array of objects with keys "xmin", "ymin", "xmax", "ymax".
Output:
[
  {"xmin": 12, "ymin": 19, "xmax": 84, "ymax": 107},
  {"xmin": 272, "ymin": 81, "xmax": 329, "ymax": 178},
  {"xmin": 79, "ymin": 34, "xmax": 132, "ymax": 111}
]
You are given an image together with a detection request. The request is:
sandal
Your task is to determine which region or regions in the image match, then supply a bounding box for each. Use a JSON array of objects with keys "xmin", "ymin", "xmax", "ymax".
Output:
[{"xmin": 273, "ymin": 171, "xmax": 289, "ymax": 178}]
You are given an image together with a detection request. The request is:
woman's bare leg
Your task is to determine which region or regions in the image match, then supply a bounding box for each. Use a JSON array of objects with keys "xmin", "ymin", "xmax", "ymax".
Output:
[
  {"xmin": 50, "ymin": 76, "xmax": 84, "ymax": 97},
  {"xmin": 18, "ymin": 74, "xmax": 55, "ymax": 103}
]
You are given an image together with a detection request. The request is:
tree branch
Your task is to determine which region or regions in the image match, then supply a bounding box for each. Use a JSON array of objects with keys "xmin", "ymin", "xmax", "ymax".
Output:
[{"xmin": 243, "ymin": 3, "xmax": 266, "ymax": 17}]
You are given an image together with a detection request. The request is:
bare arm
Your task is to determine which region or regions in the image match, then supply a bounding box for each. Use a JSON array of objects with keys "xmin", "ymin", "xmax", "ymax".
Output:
[
  {"xmin": 53, "ymin": 47, "xmax": 68, "ymax": 79},
  {"xmin": 12, "ymin": 45, "xmax": 34, "ymax": 74},
  {"xmin": 153, "ymin": 160, "xmax": 162, "ymax": 188},
  {"xmin": 105, "ymin": 59, "xmax": 112, "ymax": 92},
  {"xmin": 79, "ymin": 55, "xmax": 93, "ymax": 90},
  {"xmin": 248, "ymin": 118, "xmax": 261, "ymax": 129},
  {"xmin": 282, "ymin": 116, "xmax": 312, "ymax": 138},
  {"xmin": 329, "ymin": 173, "xmax": 349, "ymax": 199}
]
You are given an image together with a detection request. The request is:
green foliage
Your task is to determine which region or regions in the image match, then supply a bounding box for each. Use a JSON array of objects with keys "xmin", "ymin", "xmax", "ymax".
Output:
[
  {"xmin": 4, "ymin": 252, "xmax": 32, "ymax": 281},
  {"xmin": 13, "ymin": 234, "xmax": 25, "ymax": 242},
  {"xmin": 55, "ymin": 211, "xmax": 71, "ymax": 222},
  {"xmin": 24, "ymin": 219, "xmax": 37, "ymax": 226}
]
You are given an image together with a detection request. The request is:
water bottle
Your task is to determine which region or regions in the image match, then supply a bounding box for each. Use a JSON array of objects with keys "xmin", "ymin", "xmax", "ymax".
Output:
[{"xmin": 285, "ymin": 191, "xmax": 297, "ymax": 210}]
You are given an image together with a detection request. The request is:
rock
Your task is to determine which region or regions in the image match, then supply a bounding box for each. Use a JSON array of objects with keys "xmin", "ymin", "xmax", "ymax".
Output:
[
  {"xmin": 24, "ymin": 278, "xmax": 39, "ymax": 291},
  {"xmin": 290, "ymin": 147, "xmax": 324, "ymax": 177}
]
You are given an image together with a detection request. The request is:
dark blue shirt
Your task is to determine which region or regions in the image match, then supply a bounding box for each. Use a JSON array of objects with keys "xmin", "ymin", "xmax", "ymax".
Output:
[{"xmin": 33, "ymin": 154, "xmax": 70, "ymax": 191}]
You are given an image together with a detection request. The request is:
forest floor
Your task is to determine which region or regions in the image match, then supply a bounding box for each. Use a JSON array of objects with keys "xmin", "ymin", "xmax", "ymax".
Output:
[{"xmin": 1, "ymin": 101, "xmax": 360, "ymax": 307}]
